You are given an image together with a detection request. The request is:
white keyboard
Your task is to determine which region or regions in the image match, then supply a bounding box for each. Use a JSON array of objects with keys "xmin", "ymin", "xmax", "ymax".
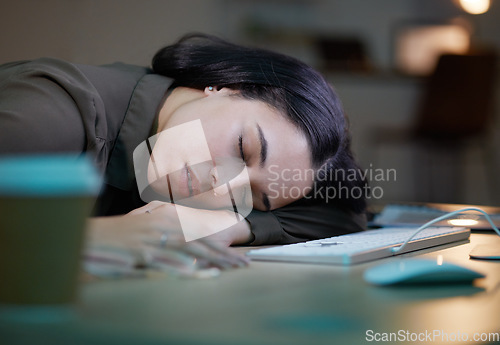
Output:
[{"xmin": 246, "ymin": 227, "xmax": 470, "ymax": 265}]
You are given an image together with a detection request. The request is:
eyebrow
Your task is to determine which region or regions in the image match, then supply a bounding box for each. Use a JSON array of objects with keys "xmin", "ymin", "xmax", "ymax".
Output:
[
  {"xmin": 257, "ymin": 124, "xmax": 268, "ymax": 168},
  {"xmin": 256, "ymin": 123, "xmax": 271, "ymax": 211}
]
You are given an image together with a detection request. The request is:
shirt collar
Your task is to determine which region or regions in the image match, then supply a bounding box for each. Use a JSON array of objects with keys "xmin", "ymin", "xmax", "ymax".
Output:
[{"xmin": 105, "ymin": 74, "xmax": 173, "ymax": 190}]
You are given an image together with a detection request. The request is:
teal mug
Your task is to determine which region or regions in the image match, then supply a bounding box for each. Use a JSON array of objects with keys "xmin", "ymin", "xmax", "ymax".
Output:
[{"xmin": 0, "ymin": 155, "xmax": 100, "ymax": 317}]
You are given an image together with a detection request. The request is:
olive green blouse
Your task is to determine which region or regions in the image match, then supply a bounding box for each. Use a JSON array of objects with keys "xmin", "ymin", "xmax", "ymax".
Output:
[{"xmin": 0, "ymin": 58, "xmax": 366, "ymax": 245}]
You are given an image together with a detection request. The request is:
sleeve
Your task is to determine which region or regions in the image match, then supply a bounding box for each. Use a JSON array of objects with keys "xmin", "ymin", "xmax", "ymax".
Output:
[
  {"xmin": 0, "ymin": 58, "xmax": 111, "ymax": 173},
  {"xmin": 245, "ymin": 198, "xmax": 366, "ymax": 245},
  {"xmin": 0, "ymin": 60, "xmax": 87, "ymax": 155}
]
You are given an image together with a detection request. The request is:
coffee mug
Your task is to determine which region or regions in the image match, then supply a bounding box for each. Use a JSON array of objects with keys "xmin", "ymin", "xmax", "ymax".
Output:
[{"xmin": 0, "ymin": 154, "xmax": 100, "ymax": 321}]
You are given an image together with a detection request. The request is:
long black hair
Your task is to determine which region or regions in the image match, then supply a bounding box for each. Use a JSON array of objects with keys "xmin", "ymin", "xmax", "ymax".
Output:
[{"xmin": 152, "ymin": 33, "xmax": 367, "ymax": 213}]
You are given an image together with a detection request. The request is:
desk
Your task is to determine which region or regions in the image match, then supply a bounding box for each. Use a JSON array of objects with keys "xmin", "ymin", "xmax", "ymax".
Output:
[{"xmin": 2, "ymin": 233, "xmax": 500, "ymax": 345}]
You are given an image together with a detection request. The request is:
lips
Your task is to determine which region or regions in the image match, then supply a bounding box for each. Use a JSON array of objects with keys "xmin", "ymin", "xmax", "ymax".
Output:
[
  {"xmin": 186, "ymin": 165, "xmax": 193, "ymax": 197},
  {"xmin": 167, "ymin": 166, "xmax": 191, "ymax": 200},
  {"xmin": 185, "ymin": 164, "xmax": 200, "ymax": 197},
  {"xmin": 176, "ymin": 165, "xmax": 193, "ymax": 200},
  {"xmin": 170, "ymin": 162, "xmax": 214, "ymax": 202}
]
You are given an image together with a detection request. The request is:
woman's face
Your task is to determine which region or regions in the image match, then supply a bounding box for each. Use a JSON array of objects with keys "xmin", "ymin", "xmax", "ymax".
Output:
[{"xmin": 147, "ymin": 87, "xmax": 314, "ymax": 213}]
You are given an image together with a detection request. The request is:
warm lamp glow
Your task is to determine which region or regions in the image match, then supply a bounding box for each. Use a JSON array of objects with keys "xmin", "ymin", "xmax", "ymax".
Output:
[
  {"xmin": 447, "ymin": 219, "xmax": 479, "ymax": 226},
  {"xmin": 395, "ymin": 24, "xmax": 470, "ymax": 75},
  {"xmin": 458, "ymin": 0, "xmax": 491, "ymax": 14}
]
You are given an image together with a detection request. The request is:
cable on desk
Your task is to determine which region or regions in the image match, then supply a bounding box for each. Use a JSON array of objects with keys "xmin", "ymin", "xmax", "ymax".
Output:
[{"xmin": 391, "ymin": 207, "xmax": 500, "ymax": 254}]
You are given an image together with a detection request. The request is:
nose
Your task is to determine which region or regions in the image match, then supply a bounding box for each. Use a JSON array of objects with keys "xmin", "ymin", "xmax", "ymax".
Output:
[
  {"xmin": 210, "ymin": 158, "xmax": 253, "ymax": 212},
  {"xmin": 209, "ymin": 157, "xmax": 246, "ymax": 190}
]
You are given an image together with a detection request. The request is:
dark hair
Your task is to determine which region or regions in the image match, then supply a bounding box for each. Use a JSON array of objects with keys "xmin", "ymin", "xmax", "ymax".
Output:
[{"xmin": 152, "ymin": 33, "xmax": 367, "ymax": 213}]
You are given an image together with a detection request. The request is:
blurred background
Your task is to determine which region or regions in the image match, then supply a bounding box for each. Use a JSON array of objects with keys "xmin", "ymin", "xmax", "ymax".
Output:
[{"xmin": 1, "ymin": 0, "xmax": 499, "ymax": 208}]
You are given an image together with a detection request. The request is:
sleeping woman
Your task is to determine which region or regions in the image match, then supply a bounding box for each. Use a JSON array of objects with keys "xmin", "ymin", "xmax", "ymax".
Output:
[{"xmin": 0, "ymin": 33, "xmax": 367, "ymax": 269}]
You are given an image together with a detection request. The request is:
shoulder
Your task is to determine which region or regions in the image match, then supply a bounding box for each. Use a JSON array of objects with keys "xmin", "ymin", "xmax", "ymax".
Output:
[
  {"xmin": 1, "ymin": 58, "xmax": 151, "ymax": 86},
  {"xmin": 0, "ymin": 58, "xmax": 100, "ymax": 98},
  {"xmin": 0, "ymin": 57, "xmax": 83, "ymax": 78}
]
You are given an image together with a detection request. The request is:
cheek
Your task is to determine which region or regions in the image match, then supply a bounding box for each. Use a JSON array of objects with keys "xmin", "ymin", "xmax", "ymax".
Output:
[
  {"xmin": 156, "ymin": 120, "xmax": 213, "ymax": 168},
  {"xmin": 202, "ymin": 122, "xmax": 238, "ymax": 159}
]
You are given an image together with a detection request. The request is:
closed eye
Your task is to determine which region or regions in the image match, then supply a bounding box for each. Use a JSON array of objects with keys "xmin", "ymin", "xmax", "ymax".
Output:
[{"xmin": 238, "ymin": 134, "xmax": 247, "ymax": 163}]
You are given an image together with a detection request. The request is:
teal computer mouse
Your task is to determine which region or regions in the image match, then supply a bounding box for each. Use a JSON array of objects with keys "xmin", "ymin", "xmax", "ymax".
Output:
[{"xmin": 363, "ymin": 258, "xmax": 485, "ymax": 286}]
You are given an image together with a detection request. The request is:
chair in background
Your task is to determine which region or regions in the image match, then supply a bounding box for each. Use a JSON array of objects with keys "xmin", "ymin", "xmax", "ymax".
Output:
[{"xmin": 373, "ymin": 50, "xmax": 498, "ymax": 204}]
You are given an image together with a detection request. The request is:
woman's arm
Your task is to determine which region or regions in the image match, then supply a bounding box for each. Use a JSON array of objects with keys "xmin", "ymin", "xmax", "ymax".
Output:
[
  {"xmin": 246, "ymin": 198, "xmax": 367, "ymax": 245},
  {"xmin": 0, "ymin": 59, "xmax": 251, "ymax": 272},
  {"xmin": 127, "ymin": 201, "xmax": 254, "ymax": 246},
  {"xmin": 86, "ymin": 201, "xmax": 251, "ymax": 270}
]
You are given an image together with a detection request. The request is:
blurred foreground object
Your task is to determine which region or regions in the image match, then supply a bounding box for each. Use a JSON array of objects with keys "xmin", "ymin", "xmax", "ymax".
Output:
[{"xmin": 0, "ymin": 155, "xmax": 100, "ymax": 322}]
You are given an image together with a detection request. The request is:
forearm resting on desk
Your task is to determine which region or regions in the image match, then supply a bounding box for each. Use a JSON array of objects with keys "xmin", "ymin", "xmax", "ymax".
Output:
[{"xmin": 85, "ymin": 202, "xmax": 251, "ymax": 270}]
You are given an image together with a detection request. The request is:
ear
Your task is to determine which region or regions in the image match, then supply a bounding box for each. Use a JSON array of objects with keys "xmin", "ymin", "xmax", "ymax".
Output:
[
  {"xmin": 204, "ymin": 86, "xmax": 216, "ymax": 94},
  {"xmin": 203, "ymin": 86, "xmax": 236, "ymax": 96}
]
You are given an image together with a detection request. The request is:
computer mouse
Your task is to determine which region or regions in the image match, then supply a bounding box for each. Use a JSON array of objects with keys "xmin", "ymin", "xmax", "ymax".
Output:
[{"xmin": 363, "ymin": 258, "xmax": 485, "ymax": 286}]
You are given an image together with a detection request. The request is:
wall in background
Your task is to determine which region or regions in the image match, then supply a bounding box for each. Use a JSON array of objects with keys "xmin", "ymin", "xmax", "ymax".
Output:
[
  {"xmin": 0, "ymin": 0, "xmax": 221, "ymax": 65},
  {"xmin": 3, "ymin": 0, "xmax": 500, "ymax": 67}
]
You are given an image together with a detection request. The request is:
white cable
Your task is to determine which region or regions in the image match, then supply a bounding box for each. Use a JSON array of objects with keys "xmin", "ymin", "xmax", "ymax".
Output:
[{"xmin": 391, "ymin": 207, "xmax": 500, "ymax": 253}]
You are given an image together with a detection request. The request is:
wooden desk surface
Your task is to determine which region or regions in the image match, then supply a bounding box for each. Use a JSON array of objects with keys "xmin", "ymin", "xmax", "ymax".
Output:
[{"xmin": 2, "ymin": 233, "xmax": 500, "ymax": 345}]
